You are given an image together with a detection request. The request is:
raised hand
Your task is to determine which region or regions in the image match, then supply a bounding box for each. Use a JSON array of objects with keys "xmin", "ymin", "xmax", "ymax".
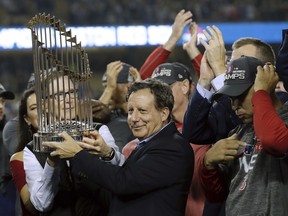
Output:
[
  {"xmin": 164, "ymin": 9, "xmax": 193, "ymax": 51},
  {"xmin": 99, "ymin": 61, "xmax": 123, "ymax": 106},
  {"xmin": 198, "ymin": 52, "xmax": 215, "ymax": 90},
  {"xmin": 183, "ymin": 21, "xmax": 201, "ymax": 60},
  {"xmin": 200, "ymin": 25, "xmax": 226, "ymax": 77},
  {"xmin": 105, "ymin": 61, "xmax": 123, "ymax": 90},
  {"xmin": 129, "ymin": 66, "xmax": 142, "ymax": 82},
  {"xmin": 254, "ymin": 63, "xmax": 279, "ymax": 93}
]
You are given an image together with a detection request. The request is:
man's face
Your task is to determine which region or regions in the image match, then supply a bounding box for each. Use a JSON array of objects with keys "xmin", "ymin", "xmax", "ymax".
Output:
[
  {"xmin": 25, "ymin": 93, "xmax": 38, "ymax": 130},
  {"xmin": 230, "ymin": 44, "xmax": 258, "ymax": 124},
  {"xmin": 231, "ymin": 87, "xmax": 254, "ymax": 124},
  {"xmin": 0, "ymin": 97, "xmax": 5, "ymax": 121},
  {"xmin": 231, "ymin": 44, "xmax": 257, "ymax": 62},
  {"xmin": 127, "ymin": 88, "xmax": 168, "ymax": 140},
  {"xmin": 48, "ymin": 76, "xmax": 78, "ymax": 121},
  {"xmin": 169, "ymin": 80, "xmax": 190, "ymax": 123}
]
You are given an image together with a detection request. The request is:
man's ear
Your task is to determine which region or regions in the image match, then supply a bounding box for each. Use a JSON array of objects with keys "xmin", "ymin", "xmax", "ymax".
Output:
[
  {"xmin": 161, "ymin": 107, "xmax": 170, "ymax": 122},
  {"xmin": 181, "ymin": 79, "xmax": 191, "ymax": 95}
]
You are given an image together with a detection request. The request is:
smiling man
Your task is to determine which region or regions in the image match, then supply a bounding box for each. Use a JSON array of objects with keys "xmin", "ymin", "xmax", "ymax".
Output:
[{"xmin": 44, "ymin": 78, "xmax": 194, "ymax": 216}]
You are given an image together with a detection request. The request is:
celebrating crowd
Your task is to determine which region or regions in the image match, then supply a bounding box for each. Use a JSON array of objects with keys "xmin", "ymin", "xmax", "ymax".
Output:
[
  {"xmin": 0, "ymin": 0, "xmax": 287, "ymax": 26},
  {"xmin": 0, "ymin": 7, "xmax": 288, "ymax": 216}
]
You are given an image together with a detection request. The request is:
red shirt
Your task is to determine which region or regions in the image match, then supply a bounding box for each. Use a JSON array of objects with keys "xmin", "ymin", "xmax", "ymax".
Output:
[{"xmin": 139, "ymin": 45, "xmax": 202, "ymax": 80}]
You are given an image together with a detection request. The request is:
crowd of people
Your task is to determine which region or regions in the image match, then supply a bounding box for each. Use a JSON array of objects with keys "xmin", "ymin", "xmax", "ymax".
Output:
[
  {"xmin": 0, "ymin": 0, "xmax": 287, "ymax": 26},
  {"xmin": 0, "ymin": 7, "xmax": 288, "ymax": 216}
]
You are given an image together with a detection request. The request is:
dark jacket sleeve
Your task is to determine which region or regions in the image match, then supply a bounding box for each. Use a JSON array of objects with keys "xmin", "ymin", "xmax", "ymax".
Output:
[
  {"xmin": 71, "ymin": 141, "xmax": 193, "ymax": 195},
  {"xmin": 183, "ymin": 89, "xmax": 240, "ymax": 144},
  {"xmin": 183, "ymin": 89, "xmax": 215, "ymax": 144},
  {"xmin": 276, "ymin": 29, "xmax": 288, "ymax": 91}
]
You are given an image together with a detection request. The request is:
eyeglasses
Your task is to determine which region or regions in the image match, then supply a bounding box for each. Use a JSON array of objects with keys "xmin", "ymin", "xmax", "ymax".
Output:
[{"xmin": 49, "ymin": 89, "xmax": 77, "ymax": 101}]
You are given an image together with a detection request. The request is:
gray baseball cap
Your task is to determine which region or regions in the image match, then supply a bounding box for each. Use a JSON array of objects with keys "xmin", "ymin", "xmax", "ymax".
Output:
[{"xmin": 0, "ymin": 83, "xmax": 15, "ymax": 100}]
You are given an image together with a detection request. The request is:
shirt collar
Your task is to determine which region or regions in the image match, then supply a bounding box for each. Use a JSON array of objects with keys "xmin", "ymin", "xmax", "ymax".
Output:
[{"xmin": 137, "ymin": 122, "xmax": 172, "ymax": 147}]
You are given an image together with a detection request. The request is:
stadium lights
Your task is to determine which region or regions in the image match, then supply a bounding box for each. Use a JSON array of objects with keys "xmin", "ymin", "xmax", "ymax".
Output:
[{"xmin": 0, "ymin": 22, "xmax": 287, "ymax": 50}]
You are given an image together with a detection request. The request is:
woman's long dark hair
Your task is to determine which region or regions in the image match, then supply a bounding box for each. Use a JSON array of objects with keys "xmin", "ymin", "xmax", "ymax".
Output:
[{"xmin": 15, "ymin": 88, "xmax": 37, "ymax": 152}]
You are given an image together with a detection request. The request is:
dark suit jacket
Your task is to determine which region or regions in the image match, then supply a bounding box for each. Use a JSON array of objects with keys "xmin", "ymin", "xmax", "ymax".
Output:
[
  {"xmin": 71, "ymin": 122, "xmax": 194, "ymax": 216},
  {"xmin": 182, "ymin": 89, "xmax": 241, "ymax": 144},
  {"xmin": 277, "ymin": 29, "xmax": 288, "ymax": 90}
]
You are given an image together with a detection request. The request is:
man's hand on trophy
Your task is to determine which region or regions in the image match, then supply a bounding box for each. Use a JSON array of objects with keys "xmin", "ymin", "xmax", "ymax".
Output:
[
  {"xmin": 43, "ymin": 131, "xmax": 83, "ymax": 159},
  {"xmin": 81, "ymin": 130, "xmax": 113, "ymax": 158}
]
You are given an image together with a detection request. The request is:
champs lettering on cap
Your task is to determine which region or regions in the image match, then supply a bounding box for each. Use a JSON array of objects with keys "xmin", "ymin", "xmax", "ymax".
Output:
[
  {"xmin": 213, "ymin": 56, "xmax": 264, "ymax": 99},
  {"xmin": 152, "ymin": 62, "xmax": 192, "ymax": 85}
]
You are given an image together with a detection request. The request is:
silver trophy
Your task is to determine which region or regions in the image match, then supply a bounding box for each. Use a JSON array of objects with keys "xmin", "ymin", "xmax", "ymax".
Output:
[{"xmin": 28, "ymin": 13, "xmax": 94, "ymax": 152}]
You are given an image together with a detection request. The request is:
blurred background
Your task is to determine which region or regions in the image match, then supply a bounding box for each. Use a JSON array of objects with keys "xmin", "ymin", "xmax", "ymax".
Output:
[{"xmin": 0, "ymin": 0, "xmax": 288, "ymax": 117}]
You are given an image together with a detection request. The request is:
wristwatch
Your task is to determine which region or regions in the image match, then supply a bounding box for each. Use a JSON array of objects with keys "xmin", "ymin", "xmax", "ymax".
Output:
[{"xmin": 100, "ymin": 148, "xmax": 115, "ymax": 161}]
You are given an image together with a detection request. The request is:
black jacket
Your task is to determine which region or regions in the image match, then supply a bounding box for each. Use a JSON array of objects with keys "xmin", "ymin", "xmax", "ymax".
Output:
[
  {"xmin": 276, "ymin": 29, "xmax": 288, "ymax": 91},
  {"xmin": 71, "ymin": 122, "xmax": 194, "ymax": 216},
  {"xmin": 182, "ymin": 89, "xmax": 241, "ymax": 144}
]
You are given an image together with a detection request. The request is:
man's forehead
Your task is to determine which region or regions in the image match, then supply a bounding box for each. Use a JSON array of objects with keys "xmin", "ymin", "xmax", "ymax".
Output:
[
  {"xmin": 231, "ymin": 45, "xmax": 257, "ymax": 61},
  {"xmin": 49, "ymin": 76, "xmax": 74, "ymax": 90}
]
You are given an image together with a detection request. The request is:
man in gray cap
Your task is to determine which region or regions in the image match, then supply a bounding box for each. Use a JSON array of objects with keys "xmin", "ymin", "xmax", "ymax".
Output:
[
  {"xmin": 0, "ymin": 83, "xmax": 16, "ymax": 216},
  {"xmin": 199, "ymin": 56, "xmax": 288, "ymax": 215}
]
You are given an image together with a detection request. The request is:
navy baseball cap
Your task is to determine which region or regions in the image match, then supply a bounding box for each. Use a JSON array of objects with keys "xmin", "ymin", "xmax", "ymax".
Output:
[
  {"xmin": 0, "ymin": 83, "xmax": 15, "ymax": 100},
  {"xmin": 151, "ymin": 62, "xmax": 192, "ymax": 85},
  {"xmin": 102, "ymin": 63, "xmax": 134, "ymax": 84},
  {"xmin": 213, "ymin": 56, "xmax": 264, "ymax": 99}
]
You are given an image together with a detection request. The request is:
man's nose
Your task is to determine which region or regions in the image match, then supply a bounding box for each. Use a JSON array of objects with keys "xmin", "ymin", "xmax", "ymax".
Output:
[
  {"xmin": 130, "ymin": 111, "xmax": 140, "ymax": 121},
  {"xmin": 231, "ymin": 99, "xmax": 239, "ymax": 111}
]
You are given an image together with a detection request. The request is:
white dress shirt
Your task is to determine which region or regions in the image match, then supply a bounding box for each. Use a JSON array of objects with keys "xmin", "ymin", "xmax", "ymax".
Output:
[
  {"xmin": 24, "ymin": 124, "xmax": 125, "ymax": 212},
  {"xmin": 197, "ymin": 74, "xmax": 225, "ymax": 101}
]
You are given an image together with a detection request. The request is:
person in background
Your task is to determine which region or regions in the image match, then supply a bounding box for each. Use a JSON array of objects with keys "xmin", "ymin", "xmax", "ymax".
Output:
[
  {"xmin": 23, "ymin": 71, "xmax": 124, "ymax": 215},
  {"xmin": 183, "ymin": 26, "xmax": 276, "ymax": 144},
  {"xmin": 182, "ymin": 26, "xmax": 276, "ymax": 216},
  {"xmin": 151, "ymin": 63, "xmax": 207, "ymax": 216},
  {"xmin": 139, "ymin": 9, "xmax": 202, "ymax": 80},
  {"xmin": 43, "ymin": 78, "xmax": 194, "ymax": 216},
  {"xmin": 3, "ymin": 73, "xmax": 35, "ymax": 159},
  {"xmin": 10, "ymin": 88, "xmax": 38, "ymax": 216},
  {"xmin": 276, "ymin": 29, "xmax": 288, "ymax": 91},
  {"xmin": 99, "ymin": 61, "xmax": 135, "ymax": 151},
  {"xmin": 0, "ymin": 83, "xmax": 16, "ymax": 216},
  {"xmin": 199, "ymin": 56, "xmax": 288, "ymax": 215}
]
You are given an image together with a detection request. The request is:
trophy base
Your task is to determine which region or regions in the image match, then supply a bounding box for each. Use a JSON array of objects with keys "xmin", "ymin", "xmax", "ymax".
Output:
[{"xmin": 32, "ymin": 130, "xmax": 91, "ymax": 153}]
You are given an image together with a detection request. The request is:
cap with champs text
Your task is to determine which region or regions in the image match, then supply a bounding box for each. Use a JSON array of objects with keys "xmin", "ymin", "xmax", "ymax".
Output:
[
  {"xmin": 213, "ymin": 56, "xmax": 264, "ymax": 99},
  {"xmin": 0, "ymin": 83, "xmax": 15, "ymax": 100},
  {"xmin": 151, "ymin": 62, "xmax": 192, "ymax": 85}
]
